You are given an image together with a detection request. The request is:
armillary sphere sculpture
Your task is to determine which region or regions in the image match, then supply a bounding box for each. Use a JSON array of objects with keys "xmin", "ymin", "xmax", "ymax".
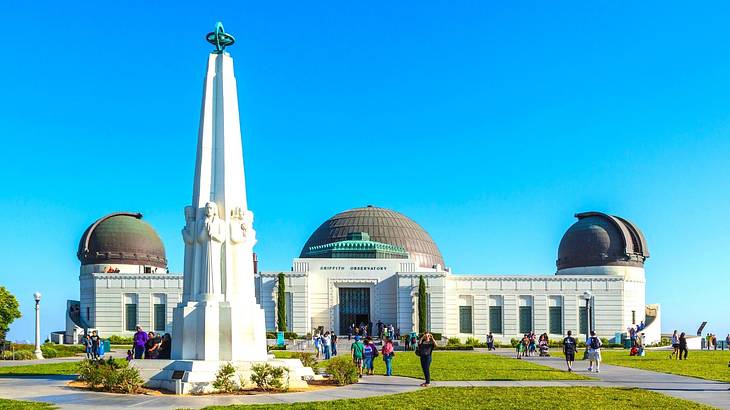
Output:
[{"xmin": 206, "ymin": 22, "xmax": 235, "ymax": 52}]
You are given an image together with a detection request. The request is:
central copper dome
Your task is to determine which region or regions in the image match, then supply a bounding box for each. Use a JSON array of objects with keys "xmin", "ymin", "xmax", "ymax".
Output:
[{"xmin": 300, "ymin": 206, "xmax": 444, "ymax": 269}]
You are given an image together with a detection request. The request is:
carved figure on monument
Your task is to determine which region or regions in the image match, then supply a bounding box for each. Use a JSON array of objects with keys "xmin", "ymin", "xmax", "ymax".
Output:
[
  {"xmin": 198, "ymin": 202, "xmax": 226, "ymax": 296},
  {"xmin": 182, "ymin": 206, "xmax": 196, "ymax": 301}
]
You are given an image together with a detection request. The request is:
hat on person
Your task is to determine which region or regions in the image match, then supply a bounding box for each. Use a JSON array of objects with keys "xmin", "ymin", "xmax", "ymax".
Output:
[{"xmin": 354, "ymin": 335, "xmax": 361, "ymax": 341}]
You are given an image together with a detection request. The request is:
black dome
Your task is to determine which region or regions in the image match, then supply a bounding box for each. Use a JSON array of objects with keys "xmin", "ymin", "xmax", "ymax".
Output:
[
  {"xmin": 300, "ymin": 206, "xmax": 444, "ymax": 269},
  {"xmin": 77, "ymin": 212, "xmax": 167, "ymax": 268},
  {"xmin": 557, "ymin": 212, "xmax": 649, "ymax": 270}
]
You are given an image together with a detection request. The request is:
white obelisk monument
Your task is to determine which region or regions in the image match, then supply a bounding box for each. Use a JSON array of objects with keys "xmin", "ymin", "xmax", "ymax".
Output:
[{"xmin": 171, "ymin": 22, "xmax": 267, "ymax": 363}]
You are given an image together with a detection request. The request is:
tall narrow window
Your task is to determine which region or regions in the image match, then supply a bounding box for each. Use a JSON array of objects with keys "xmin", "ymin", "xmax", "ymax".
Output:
[
  {"xmin": 518, "ymin": 296, "xmax": 533, "ymax": 334},
  {"xmin": 632, "ymin": 310, "xmax": 636, "ymax": 325},
  {"xmin": 285, "ymin": 292, "xmax": 293, "ymax": 331},
  {"xmin": 459, "ymin": 306, "xmax": 473, "ymax": 334},
  {"xmin": 489, "ymin": 296, "xmax": 503, "ymax": 334},
  {"xmin": 153, "ymin": 294, "xmax": 167, "ymax": 332},
  {"xmin": 579, "ymin": 306, "xmax": 588, "ymax": 335},
  {"xmin": 124, "ymin": 294, "xmax": 138, "ymax": 331},
  {"xmin": 549, "ymin": 296, "xmax": 563, "ymax": 335},
  {"xmin": 125, "ymin": 304, "xmax": 137, "ymax": 331}
]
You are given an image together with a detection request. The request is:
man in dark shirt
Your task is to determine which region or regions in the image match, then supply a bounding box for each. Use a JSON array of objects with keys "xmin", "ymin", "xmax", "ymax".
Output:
[
  {"xmin": 90, "ymin": 331, "xmax": 101, "ymax": 360},
  {"xmin": 563, "ymin": 330, "xmax": 577, "ymax": 372}
]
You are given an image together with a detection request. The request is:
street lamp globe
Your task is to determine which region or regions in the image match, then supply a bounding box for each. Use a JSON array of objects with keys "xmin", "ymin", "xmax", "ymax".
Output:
[
  {"xmin": 582, "ymin": 291, "xmax": 592, "ymax": 301},
  {"xmin": 33, "ymin": 292, "xmax": 42, "ymax": 302}
]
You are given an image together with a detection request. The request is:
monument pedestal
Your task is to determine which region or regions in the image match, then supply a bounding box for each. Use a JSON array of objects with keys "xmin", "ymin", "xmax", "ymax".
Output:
[{"xmin": 134, "ymin": 358, "xmax": 314, "ymax": 394}]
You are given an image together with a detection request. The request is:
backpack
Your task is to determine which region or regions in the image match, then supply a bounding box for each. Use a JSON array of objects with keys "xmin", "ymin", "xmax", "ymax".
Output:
[
  {"xmin": 563, "ymin": 337, "xmax": 575, "ymax": 353},
  {"xmin": 590, "ymin": 337, "xmax": 600, "ymax": 350}
]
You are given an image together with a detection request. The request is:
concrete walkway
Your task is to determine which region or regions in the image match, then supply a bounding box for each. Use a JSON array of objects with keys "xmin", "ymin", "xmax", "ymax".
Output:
[
  {"xmin": 0, "ymin": 351, "xmax": 728, "ymax": 409},
  {"xmin": 488, "ymin": 349, "xmax": 730, "ymax": 409}
]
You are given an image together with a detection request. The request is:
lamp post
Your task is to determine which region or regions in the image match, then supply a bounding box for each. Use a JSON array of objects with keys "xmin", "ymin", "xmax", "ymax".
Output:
[
  {"xmin": 33, "ymin": 292, "xmax": 44, "ymax": 360},
  {"xmin": 581, "ymin": 291, "xmax": 592, "ymax": 360}
]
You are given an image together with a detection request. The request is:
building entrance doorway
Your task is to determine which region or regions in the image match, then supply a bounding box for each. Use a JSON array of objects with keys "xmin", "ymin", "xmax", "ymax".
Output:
[{"xmin": 339, "ymin": 287, "xmax": 370, "ymax": 335}]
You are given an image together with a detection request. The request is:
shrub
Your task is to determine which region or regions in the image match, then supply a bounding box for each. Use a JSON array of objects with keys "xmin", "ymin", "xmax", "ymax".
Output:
[
  {"xmin": 446, "ymin": 337, "xmax": 461, "ymax": 346},
  {"xmin": 267, "ymin": 345, "xmax": 287, "ymax": 351},
  {"xmin": 266, "ymin": 332, "xmax": 276, "ymax": 339},
  {"xmin": 284, "ymin": 332, "xmax": 298, "ymax": 339},
  {"xmin": 325, "ymin": 356, "xmax": 358, "ymax": 385},
  {"xmin": 13, "ymin": 350, "xmax": 33, "ymax": 360},
  {"xmin": 291, "ymin": 352, "xmax": 318, "ymax": 370},
  {"xmin": 41, "ymin": 346, "xmax": 58, "ymax": 358},
  {"xmin": 108, "ymin": 335, "xmax": 133, "ymax": 345},
  {"xmin": 212, "ymin": 362, "xmax": 240, "ymax": 393},
  {"xmin": 78, "ymin": 358, "xmax": 142, "ymax": 393},
  {"xmin": 464, "ymin": 337, "xmax": 480, "ymax": 346},
  {"xmin": 250, "ymin": 363, "xmax": 288, "ymax": 392},
  {"xmin": 431, "ymin": 333, "xmax": 442, "ymax": 341}
]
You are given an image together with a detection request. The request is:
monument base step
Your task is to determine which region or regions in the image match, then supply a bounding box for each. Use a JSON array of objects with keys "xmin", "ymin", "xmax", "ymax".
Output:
[{"xmin": 132, "ymin": 358, "xmax": 314, "ymax": 394}]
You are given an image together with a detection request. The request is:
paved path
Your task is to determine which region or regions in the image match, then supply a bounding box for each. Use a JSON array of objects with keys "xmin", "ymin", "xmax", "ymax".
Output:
[
  {"xmin": 0, "ymin": 351, "xmax": 728, "ymax": 409},
  {"xmin": 488, "ymin": 350, "xmax": 730, "ymax": 409}
]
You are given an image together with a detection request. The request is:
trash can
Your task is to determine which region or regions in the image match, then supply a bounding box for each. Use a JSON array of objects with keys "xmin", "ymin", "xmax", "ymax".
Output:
[
  {"xmin": 102, "ymin": 339, "xmax": 111, "ymax": 355},
  {"xmin": 624, "ymin": 339, "xmax": 632, "ymax": 349},
  {"xmin": 615, "ymin": 332, "xmax": 623, "ymax": 346}
]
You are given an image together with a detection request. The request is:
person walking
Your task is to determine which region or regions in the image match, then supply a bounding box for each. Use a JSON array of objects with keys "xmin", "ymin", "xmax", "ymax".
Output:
[
  {"xmin": 331, "ymin": 331, "xmax": 338, "ymax": 356},
  {"xmin": 679, "ymin": 332, "xmax": 688, "ymax": 360},
  {"xmin": 133, "ymin": 326, "xmax": 148, "ymax": 359},
  {"xmin": 669, "ymin": 330, "xmax": 679, "ymax": 359},
  {"xmin": 313, "ymin": 332, "xmax": 321, "ymax": 359},
  {"xmin": 363, "ymin": 336, "xmax": 378, "ymax": 375},
  {"xmin": 587, "ymin": 331, "xmax": 602, "ymax": 373},
  {"xmin": 90, "ymin": 331, "xmax": 101, "ymax": 360},
  {"xmin": 351, "ymin": 335, "xmax": 365, "ymax": 377},
  {"xmin": 486, "ymin": 332, "xmax": 495, "ymax": 351},
  {"xmin": 382, "ymin": 337, "xmax": 395, "ymax": 376},
  {"xmin": 416, "ymin": 332, "xmax": 435, "ymax": 387},
  {"xmin": 563, "ymin": 330, "xmax": 577, "ymax": 372}
]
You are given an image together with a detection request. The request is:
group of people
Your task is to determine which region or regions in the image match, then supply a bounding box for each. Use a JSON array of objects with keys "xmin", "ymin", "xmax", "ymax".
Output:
[
  {"xmin": 82, "ymin": 331, "xmax": 103, "ymax": 359},
  {"xmin": 703, "ymin": 333, "xmax": 729, "ymax": 350},
  {"xmin": 515, "ymin": 332, "xmax": 550, "ymax": 358},
  {"xmin": 669, "ymin": 330, "xmax": 688, "ymax": 360},
  {"xmin": 129, "ymin": 326, "xmax": 171, "ymax": 360},
  {"xmin": 350, "ymin": 332, "xmax": 435, "ymax": 387},
  {"xmin": 561, "ymin": 330, "xmax": 602, "ymax": 373},
  {"xmin": 312, "ymin": 331, "xmax": 338, "ymax": 359}
]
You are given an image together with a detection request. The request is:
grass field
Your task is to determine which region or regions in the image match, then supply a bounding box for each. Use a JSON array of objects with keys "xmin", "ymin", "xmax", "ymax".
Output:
[
  {"xmin": 273, "ymin": 350, "xmax": 588, "ymax": 381},
  {"xmin": 0, "ymin": 398, "xmax": 56, "ymax": 409},
  {"xmin": 0, "ymin": 362, "xmax": 79, "ymax": 376},
  {"xmin": 600, "ymin": 349, "xmax": 730, "ymax": 382},
  {"xmin": 196, "ymin": 386, "xmax": 711, "ymax": 410}
]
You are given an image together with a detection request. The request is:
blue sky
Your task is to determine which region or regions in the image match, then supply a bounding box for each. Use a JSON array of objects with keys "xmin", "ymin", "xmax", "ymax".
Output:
[{"xmin": 2, "ymin": 1, "xmax": 729, "ymax": 341}]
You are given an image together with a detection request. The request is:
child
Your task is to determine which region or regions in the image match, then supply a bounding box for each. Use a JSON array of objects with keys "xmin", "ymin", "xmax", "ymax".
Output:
[{"xmin": 126, "ymin": 349, "xmax": 133, "ymax": 361}]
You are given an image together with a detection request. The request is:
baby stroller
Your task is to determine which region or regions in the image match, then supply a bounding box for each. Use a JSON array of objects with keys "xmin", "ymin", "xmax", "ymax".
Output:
[{"xmin": 538, "ymin": 340, "xmax": 550, "ymax": 357}]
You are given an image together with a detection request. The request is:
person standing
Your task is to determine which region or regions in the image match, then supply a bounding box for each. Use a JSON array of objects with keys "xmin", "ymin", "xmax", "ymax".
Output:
[
  {"xmin": 83, "ymin": 334, "xmax": 93, "ymax": 359},
  {"xmin": 563, "ymin": 330, "xmax": 577, "ymax": 372},
  {"xmin": 331, "ymin": 332, "xmax": 338, "ymax": 356},
  {"xmin": 486, "ymin": 332, "xmax": 495, "ymax": 351},
  {"xmin": 416, "ymin": 332, "xmax": 435, "ymax": 387},
  {"xmin": 679, "ymin": 332, "xmax": 688, "ymax": 360},
  {"xmin": 382, "ymin": 337, "xmax": 395, "ymax": 376},
  {"xmin": 351, "ymin": 335, "xmax": 365, "ymax": 377},
  {"xmin": 157, "ymin": 333, "xmax": 172, "ymax": 359},
  {"xmin": 587, "ymin": 331, "xmax": 602, "ymax": 373},
  {"xmin": 313, "ymin": 332, "xmax": 321, "ymax": 359},
  {"xmin": 90, "ymin": 331, "xmax": 101, "ymax": 360},
  {"xmin": 145, "ymin": 332, "xmax": 160, "ymax": 359},
  {"xmin": 133, "ymin": 326, "xmax": 148, "ymax": 359},
  {"xmin": 323, "ymin": 331, "xmax": 332, "ymax": 360}
]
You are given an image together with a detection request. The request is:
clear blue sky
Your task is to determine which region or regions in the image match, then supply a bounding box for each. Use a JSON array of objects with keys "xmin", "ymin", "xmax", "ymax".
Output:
[{"xmin": 2, "ymin": 1, "xmax": 729, "ymax": 342}]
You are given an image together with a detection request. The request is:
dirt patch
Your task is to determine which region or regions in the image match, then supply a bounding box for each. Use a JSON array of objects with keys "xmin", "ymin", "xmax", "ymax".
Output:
[{"xmin": 67, "ymin": 378, "xmax": 338, "ymax": 395}]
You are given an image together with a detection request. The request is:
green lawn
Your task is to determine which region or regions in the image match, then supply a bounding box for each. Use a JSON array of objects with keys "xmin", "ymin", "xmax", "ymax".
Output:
[
  {"xmin": 0, "ymin": 362, "xmax": 79, "ymax": 376},
  {"xmin": 601, "ymin": 349, "xmax": 730, "ymax": 382},
  {"xmin": 196, "ymin": 386, "xmax": 711, "ymax": 410},
  {"xmin": 0, "ymin": 398, "xmax": 56, "ymax": 409},
  {"xmin": 274, "ymin": 351, "xmax": 588, "ymax": 381}
]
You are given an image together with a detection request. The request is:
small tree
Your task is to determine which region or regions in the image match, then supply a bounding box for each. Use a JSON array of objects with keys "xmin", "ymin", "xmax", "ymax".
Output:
[
  {"xmin": 276, "ymin": 273, "xmax": 287, "ymax": 332},
  {"xmin": 0, "ymin": 287, "xmax": 21, "ymax": 341},
  {"xmin": 418, "ymin": 275, "xmax": 427, "ymax": 334}
]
